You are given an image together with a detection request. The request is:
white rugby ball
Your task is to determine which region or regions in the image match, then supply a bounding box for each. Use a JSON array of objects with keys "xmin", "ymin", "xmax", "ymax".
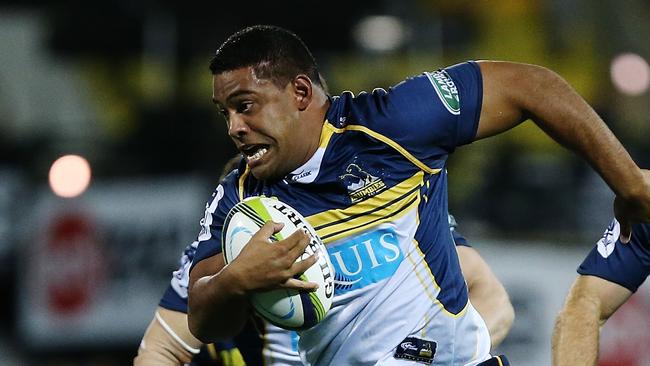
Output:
[{"xmin": 222, "ymin": 196, "xmax": 334, "ymax": 330}]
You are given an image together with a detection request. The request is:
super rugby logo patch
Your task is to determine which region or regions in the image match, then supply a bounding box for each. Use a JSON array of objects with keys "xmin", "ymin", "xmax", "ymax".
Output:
[
  {"xmin": 597, "ymin": 219, "xmax": 620, "ymax": 258},
  {"xmin": 339, "ymin": 163, "xmax": 386, "ymax": 203},
  {"xmin": 426, "ymin": 70, "xmax": 460, "ymax": 115},
  {"xmin": 394, "ymin": 337, "xmax": 437, "ymax": 364}
]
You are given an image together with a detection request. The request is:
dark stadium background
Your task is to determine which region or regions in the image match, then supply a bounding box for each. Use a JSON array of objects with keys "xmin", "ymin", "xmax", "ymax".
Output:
[{"xmin": 0, "ymin": 1, "xmax": 648, "ymax": 365}]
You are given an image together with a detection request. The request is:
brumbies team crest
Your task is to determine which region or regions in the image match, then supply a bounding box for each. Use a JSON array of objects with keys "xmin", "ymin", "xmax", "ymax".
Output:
[{"xmin": 339, "ymin": 163, "xmax": 386, "ymax": 203}]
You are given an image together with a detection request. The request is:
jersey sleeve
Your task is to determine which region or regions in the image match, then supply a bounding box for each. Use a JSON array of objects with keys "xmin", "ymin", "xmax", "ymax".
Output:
[
  {"xmin": 189, "ymin": 172, "xmax": 240, "ymax": 273},
  {"xmin": 343, "ymin": 61, "xmax": 483, "ymax": 169},
  {"xmin": 158, "ymin": 242, "xmax": 198, "ymax": 313},
  {"xmin": 577, "ymin": 219, "xmax": 650, "ymax": 292}
]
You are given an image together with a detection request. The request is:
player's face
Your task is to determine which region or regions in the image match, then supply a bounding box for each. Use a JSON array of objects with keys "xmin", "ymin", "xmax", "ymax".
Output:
[{"xmin": 212, "ymin": 67, "xmax": 311, "ymax": 181}]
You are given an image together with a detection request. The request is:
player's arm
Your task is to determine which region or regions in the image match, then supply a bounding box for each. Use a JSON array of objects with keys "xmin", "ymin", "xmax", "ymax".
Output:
[
  {"xmin": 551, "ymin": 275, "xmax": 632, "ymax": 366},
  {"xmin": 476, "ymin": 61, "xmax": 650, "ymax": 236},
  {"xmin": 134, "ymin": 306, "xmax": 203, "ymax": 366},
  {"xmin": 457, "ymin": 245, "xmax": 514, "ymax": 348},
  {"xmin": 188, "ymin": 250, "xmax": 250, "ymax": 343},
  {"xmin": 188, "ymin": 222, "xmax": 318, "ymax": 342}
]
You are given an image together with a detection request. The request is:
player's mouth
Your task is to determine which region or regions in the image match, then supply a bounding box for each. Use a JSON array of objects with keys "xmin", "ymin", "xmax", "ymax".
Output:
[{"xmin": 241, "ymin": 144, "xmax": 270, "ymax": 166}]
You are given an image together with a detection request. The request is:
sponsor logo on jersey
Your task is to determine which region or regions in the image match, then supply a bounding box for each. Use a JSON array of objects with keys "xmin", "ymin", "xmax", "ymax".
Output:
[
  {"xmin": 339, "ymin": 163, "xmax": 387, "ymax": 203},
  {"xmin": 288, "ymin": 169, "xmax": 312, "ymax": 182},
  {"xmin": 597, "ymin": 219, "xmax": 620, "ymax": 258},
  {"xmin": 426, "ymin": 70, "xmax": 460, "ymax": 115},
  {"xmin": 285, "ymin": 147, "xmax": 324, "ymax": 184},
  {"xmin": 327, "ymin": 228, "xmax": 403, "ymax": 294},
  {"xmin": 394, "ymin": 337, "xmax": 437, "ymax": 363}
]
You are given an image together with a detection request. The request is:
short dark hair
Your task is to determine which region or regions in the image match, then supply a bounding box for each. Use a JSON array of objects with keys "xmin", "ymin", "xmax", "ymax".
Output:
[{"xmin": 209, "ymin": 25, "xmax": 325, "ymax": 90}]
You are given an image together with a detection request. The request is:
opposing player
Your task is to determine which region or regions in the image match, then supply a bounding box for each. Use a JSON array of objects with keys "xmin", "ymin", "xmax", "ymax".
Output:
[
  {"xmin": 188, "ymin": 25, "xmax": 650, "ymax": 365},
  {"xmin": 134, "ymin": 211, "xmax": 513, "ymax": 365},
  {"xmin": 551, "ymin": 218, "xmax": 650, "ymax": 365}
]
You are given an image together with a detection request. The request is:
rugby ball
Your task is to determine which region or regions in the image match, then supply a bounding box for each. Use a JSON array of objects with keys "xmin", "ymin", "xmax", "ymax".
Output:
[{"xmin": 222, "ymin": 196, "xmax": 334, "ymax": 330}]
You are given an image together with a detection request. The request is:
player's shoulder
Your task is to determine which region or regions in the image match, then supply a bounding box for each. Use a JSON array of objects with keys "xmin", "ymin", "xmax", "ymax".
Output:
[
  {"xmin": 325, "ymin": 60, "xmax": 481, "ymax": 134},
  {"xmin": 207, "ymin": 159, "xmax": 247, "ymax": 206}
]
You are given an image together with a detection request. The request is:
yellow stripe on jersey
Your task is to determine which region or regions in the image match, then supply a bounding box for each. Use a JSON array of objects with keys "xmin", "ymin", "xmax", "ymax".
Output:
[
  {"xmin": 408, "ymin": 238, "xmax": 469, "ymax": 318},
  {"xmin": 405, "ymin": 240, "xmax": 440, "ymax": 305},
  {"xmin": 220, "ymin": 348, "xmax": 246, "ymax": 366},
  {"xmin": 408, "ymin": 213, "xmax": 470, "ymax": 318},
  {"xmin": 238, "ymin": 165, "xmax": 250, "ymax": 201},
  {"xmin": 322, "ymin": 122, "xmax": 442, "ymax": 175},
  {"xmin": 318, "ymin": 121, "xmax": 337, "ymax": 149},
  {"xmin": 206, "ymin": 343, "xmax": 219, "ymax": 360},
  {"xmin": 307, "ymin": 171, "xmax": 423, "ymax": 243}
]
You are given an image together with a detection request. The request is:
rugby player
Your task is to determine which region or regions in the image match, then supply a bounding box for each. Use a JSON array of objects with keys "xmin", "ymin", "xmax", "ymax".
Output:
[
  {"xmin": 188, "ymin": 25, "xmax": 650, "ymax": 365},
  {"xmin": 552, "ymin": 217, "xmax": 650, "ymax": 365}
]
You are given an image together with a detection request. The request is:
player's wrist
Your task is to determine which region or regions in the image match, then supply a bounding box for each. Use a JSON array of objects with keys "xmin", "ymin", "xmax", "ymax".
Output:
[
  {"xmin": 218, "ymin": 262, "xmax": 250, "ymax": 297},
  {"xmin": 616, "ymin": 168, "xmax": 650, "ymax": 202}
]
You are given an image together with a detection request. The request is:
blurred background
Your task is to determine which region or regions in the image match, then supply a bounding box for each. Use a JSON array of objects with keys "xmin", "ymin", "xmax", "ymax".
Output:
[{"xmin": 0, "ymin": 0, "xmax": 648, "ymax": 365}]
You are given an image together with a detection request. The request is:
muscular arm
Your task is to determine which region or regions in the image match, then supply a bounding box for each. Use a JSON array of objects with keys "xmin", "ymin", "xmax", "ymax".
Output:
[
  {"xmin": 457, "ymin": 246, "xmax": 514, "ymax": 348},
  {"xmin": 188, "ymin": 222, "xmax": 318, "ymax": 342},
  {"xmin": 188, "ymin": 253, "xmax": 251, "ymax": 342},
  {"xmin": 551, "ymin": 275, "xmax": 632, "ymax": 366},
  {"xmin": 476, "ymin": 61, "xmax": 650, "ymax": 235}
]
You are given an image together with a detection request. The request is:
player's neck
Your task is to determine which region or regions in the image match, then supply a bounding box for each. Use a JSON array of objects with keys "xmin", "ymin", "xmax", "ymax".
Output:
[{"xmin": 300, "ymin": 88, "xmax": 330, "ymax": 162}]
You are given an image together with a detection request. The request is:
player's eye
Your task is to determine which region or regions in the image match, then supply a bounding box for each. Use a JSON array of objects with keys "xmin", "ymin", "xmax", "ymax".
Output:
[{"xmin": 237, "ymin": 101, "xmax": 253, "ymax": 114}]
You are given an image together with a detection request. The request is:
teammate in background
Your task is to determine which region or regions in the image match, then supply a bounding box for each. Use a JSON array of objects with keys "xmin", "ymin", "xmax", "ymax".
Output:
[
  {"xmin": 134, "ymin": 208, "xmax": 514, "ymax": 365},
  {"xmin": 188, "ymin": 25, "xmax": 650, "ymax": 365},
  {"xmin": 552, "ymin": 219, "xmax": 650, "ymax": 365}
]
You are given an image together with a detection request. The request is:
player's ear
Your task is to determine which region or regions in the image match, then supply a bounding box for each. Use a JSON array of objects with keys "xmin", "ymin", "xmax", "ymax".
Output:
[{"xmin": 293, "ymin": 75, "xmax": 312, "ymax": 111}]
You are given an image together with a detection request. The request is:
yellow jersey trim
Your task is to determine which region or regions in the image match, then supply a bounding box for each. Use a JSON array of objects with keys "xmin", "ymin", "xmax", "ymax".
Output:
[
  {"xmin": 238, "ymin": 165, "xmax": 250, "ymax": 202},
  {"xmin": 307, "ymin": 171, "xmax": 423, "ymax": 243},
  {"xmin": 323, "ymin": 121, "xmax": 441, "ymax": 175},
  {"xmin": 407, "ymin": 174, "xmax": 470, "ymax": 317}
]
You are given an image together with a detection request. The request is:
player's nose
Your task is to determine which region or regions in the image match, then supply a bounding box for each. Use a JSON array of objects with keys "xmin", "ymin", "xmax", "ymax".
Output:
[{"xmin": 228, "ymin": 114, "xmax": 250, "ymax": 139}]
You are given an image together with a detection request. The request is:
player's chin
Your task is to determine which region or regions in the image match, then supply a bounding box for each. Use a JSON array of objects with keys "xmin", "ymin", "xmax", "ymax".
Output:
[{"xmin": 250, "ymin": 163, "xmax": 283, "ymax": 181}]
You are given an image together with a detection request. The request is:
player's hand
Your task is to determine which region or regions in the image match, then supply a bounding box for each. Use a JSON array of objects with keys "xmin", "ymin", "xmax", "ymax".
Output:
[
  {"xmin": 228, "ymin": 221, "xmax": 319, "ymax": 292},
  {"xmin": 614, "ymin": 169, "xmax": 650, "ymax": 243}
]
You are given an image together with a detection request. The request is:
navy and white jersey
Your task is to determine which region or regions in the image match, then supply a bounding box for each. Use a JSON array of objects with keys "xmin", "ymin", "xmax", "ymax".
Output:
[
  {"xmin": 190, "ymin": 61, "xmax": 491, "ymax": 365},
  {"xmin": 578, "ymin": 219, "xmax": 650, "ymax": 292}
]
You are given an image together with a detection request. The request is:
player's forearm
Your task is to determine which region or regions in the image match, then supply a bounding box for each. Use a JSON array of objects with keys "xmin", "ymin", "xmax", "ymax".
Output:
[
  {"xmin": 188, "ymin": 267, "xmax": 250, "ymax": 342},
  {"xmin": 551, "ymin": 298, "xmax": 600, "ymax": 366},
  {"xmin": 469, "ymin": 282, "xmax": 514, "ymax": 348},
  {"xmin": 517, "ymin": 65, "xmax": 644, "ymax": 200},
  {"xmin": 480, "ymin": 301, "xmax": 514, "ymax": 349}
]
